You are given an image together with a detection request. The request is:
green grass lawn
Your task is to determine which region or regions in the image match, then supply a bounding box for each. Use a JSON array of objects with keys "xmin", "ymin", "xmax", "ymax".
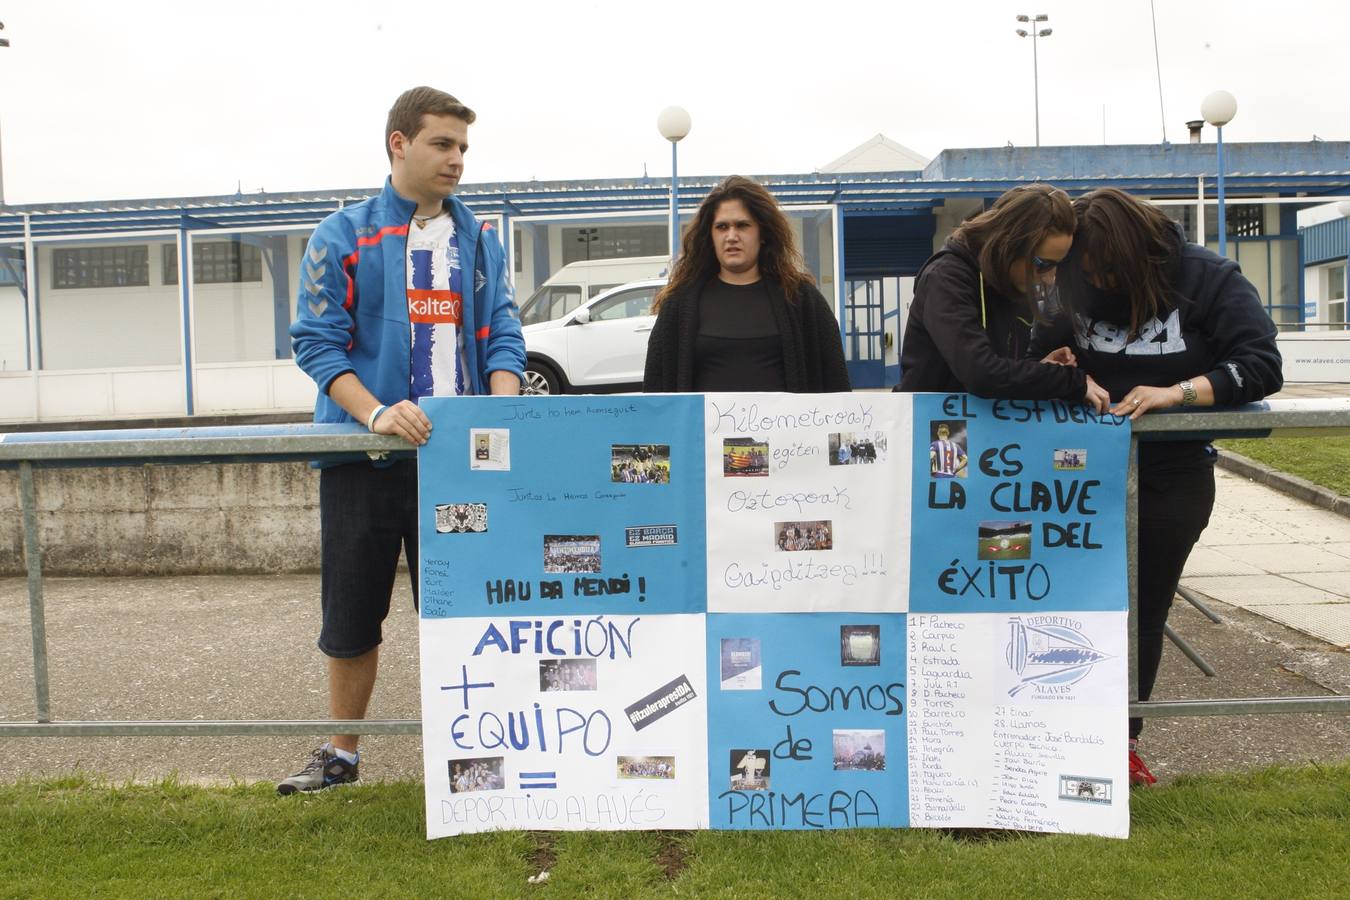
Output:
[
  {"xmin": 1217, "ymin": 436, "xmax": 1350, "ymax": 497},
  {"xmin": 3, "ymin": 764, "xmax": 1348, "ymax": 898}
]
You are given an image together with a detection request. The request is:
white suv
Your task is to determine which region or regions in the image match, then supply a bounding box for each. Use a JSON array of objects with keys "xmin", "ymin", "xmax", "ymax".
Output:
[{"xmin": 521, "ymin": 279, "xmax": 665, "ymax": 395}]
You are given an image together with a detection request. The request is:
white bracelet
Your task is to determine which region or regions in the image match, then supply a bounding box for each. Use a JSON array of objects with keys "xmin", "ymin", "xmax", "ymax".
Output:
[{"xmin": 366, "ymin": 404, "xmax": 387, "ymax": 431}]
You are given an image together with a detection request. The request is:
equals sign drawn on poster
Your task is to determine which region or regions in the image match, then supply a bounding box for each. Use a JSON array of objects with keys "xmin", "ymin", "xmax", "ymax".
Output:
[{"xmin": 519, "ymin": 771, "xmax": 558, "ymax": 790}]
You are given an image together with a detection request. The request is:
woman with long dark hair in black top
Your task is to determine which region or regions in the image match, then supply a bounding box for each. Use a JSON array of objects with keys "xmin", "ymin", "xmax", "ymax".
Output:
[{"xmin": 643, "ymin": 175, "xmax": 850, "ymax": 394}]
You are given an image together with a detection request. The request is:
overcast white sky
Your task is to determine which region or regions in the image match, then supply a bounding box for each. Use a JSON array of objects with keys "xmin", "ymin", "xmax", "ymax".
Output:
[{"xmin": 2, "ymin": 0, "xmax": 1347, "ymax": 205}]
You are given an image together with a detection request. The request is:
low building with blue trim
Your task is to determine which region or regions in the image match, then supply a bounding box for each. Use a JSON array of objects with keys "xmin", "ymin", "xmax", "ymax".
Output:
[{"xmin": 1, "ymin": 137, "xmax": 1347, "ymax": 423}]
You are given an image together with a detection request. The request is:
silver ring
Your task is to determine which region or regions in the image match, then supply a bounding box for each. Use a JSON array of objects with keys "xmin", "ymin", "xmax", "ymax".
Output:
[{"xmin": 1132, "ymin": 399, "xmax": 1140, "ymax": 406}]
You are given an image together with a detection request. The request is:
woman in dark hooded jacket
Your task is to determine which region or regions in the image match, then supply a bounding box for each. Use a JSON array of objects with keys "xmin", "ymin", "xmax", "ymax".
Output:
[
  {"xmin": 1032, "ymin": 187, "xmax": 1283, "ymax": 786},
  {"xmin": 897, "ymin": 182, "xmax": 1109, "ymax": 411}
]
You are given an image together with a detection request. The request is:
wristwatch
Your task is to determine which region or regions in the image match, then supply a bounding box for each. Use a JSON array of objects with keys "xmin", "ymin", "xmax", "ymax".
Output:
[{"xmin": 1177, "ymin": 380, "xmax": 1197, "ymax": 406}]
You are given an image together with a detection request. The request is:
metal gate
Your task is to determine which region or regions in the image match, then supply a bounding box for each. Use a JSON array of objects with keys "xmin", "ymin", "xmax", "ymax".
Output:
[{"xmin": 5, "ymin": 402, "xmax": 1350, "ymax": 739}]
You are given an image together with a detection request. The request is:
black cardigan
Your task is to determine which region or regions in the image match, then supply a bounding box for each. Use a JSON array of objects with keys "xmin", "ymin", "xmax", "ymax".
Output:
[{"xmin": 643, "ymin": 278, "xmax": 852, "ymax": 393}]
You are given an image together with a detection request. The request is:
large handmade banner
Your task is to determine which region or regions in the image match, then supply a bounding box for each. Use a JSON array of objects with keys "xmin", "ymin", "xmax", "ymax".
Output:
[{"xmin": 418, "ymin": 393, "xmax": 1130, "ymax": 839}]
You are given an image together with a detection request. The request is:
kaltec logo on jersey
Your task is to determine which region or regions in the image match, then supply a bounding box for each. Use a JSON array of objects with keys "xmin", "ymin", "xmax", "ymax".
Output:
[
  {"xmin": 1005, "ymin": 616, "xmax": 1113, "ymax": 697},
  {"xmin": 409, "ymin": 292, "xmax": 463, "ymax": 324}
]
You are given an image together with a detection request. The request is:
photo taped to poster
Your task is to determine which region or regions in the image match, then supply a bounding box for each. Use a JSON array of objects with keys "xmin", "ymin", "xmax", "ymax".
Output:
[
  {"xmin": 828, "ymin": 431, "xmax": 889, "ymax": 466},
  {"xmin": 612, "ymin": 444, "xmax": 671, "ymax": 484},
  {"xmin": 722, "ymin": 438, "xmax": 771, "ymax": 477}
]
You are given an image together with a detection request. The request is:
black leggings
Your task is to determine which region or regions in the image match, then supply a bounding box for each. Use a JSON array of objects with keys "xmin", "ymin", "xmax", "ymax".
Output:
[{"xmin": 1132, "ymin": 459, "xmax": 1216, "ymax": 739}]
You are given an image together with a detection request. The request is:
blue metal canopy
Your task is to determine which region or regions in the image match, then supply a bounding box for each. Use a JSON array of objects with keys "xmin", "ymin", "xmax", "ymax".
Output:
[{"xmin": 0, "ymin": 139, "xmax": 1346, "ymax": 241}]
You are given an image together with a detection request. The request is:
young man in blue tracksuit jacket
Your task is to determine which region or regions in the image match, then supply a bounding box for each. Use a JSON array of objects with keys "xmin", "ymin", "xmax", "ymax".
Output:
[{"xmin": 280, "ymin": 86, "xmax": 525, "ymax": 795}]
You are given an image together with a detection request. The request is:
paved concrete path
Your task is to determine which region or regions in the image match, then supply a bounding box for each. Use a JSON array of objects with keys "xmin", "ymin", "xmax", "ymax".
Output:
[
  {"xmin": 1183, "ymin": 469, "xmax": 1350, "ymax": 648},
  {"xmin": 1184, "ymin": 380, "xmax": 1350, "ymax": 649},
  {"xmin": 0, "ymin": 573, "xmax": 426, "ymax": 786}
]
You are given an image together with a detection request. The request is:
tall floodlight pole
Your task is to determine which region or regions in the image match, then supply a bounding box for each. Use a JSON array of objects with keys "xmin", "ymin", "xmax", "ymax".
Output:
[
  {"xmin": 1015, "ymin": 14, "xmax": 1052, "ymax": 147},
  {"xmin": 1202, "ymin": 91, "xmax": 1238, "ymax": 258},
  {"xmin": 657, "ymin": 107, "xmax": 691, "ymax": 263}
]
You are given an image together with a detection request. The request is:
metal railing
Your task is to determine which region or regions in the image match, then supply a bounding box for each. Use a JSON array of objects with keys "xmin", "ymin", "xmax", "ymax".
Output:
[{"xmin": 2, "ymin": 401, "xmax": 1349, "ymax": 738}]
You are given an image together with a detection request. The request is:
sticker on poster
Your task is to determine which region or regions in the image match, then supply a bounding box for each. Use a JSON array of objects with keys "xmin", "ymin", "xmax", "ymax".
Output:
[
  {"xmin": 625, "ymin": 525, "xmax": 678, "ymax": 547},
  {"xmin": 435, "ymin": 502, "xmax": 488, "ymax": 534},
  {"xmin": 625, "ymin": 674, "xmax": 698, "ymax": 731},
  {"xmin": 720, "ymin": 637, "xmax": 762, "ymax": 690},
  {"xmin": 469, "ymin": 429, "xmax": 511, "ymax": 471},
  {"xmin": 1059, "ymin": 775, "xmax": 1113, "ymax": 804}
]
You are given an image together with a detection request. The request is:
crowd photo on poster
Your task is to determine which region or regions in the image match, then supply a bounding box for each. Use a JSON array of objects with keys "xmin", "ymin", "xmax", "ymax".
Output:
[
  {"xmin": 775, "ymin": 520, "xmax": 834, "ymax": 552},
  {"xmin": 611, "ymin": 444, "xmax": 672, "ymax": 484},
  {"xmin": 450, "ymin": 757, "xmax": 505, "ymax": 794}
]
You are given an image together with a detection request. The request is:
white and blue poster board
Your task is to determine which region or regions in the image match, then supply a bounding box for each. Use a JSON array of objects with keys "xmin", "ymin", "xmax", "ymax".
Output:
[{"xmin": 418, "ymin": 393, "xmax": 1131, "ymax": 839}]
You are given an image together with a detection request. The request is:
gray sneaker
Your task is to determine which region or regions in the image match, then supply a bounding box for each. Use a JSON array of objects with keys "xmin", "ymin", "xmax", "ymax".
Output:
[{"xmin": 276, "ymin": 745, "xmax": 359, "ymax": 795}]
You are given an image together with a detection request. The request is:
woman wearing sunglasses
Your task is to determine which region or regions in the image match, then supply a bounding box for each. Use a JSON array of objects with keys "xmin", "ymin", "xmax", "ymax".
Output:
[
  {"xmin": 1032, "ymin": 188, "xmax": 1283, "ymax": 786},
  {"xmin": 896, "ymin": 183, "xmax": 1109, "ymax": 412}
]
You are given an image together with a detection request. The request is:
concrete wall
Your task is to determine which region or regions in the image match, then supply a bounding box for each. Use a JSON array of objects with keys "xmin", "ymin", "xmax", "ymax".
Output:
[{"xmin": 0, "ymin": 461, "xmax": 320, "ymax": 576}]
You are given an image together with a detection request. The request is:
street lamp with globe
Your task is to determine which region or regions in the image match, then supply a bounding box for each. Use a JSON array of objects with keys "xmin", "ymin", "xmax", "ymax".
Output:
[
  {"xmin": 657, "ymin": 106, "xmax": 691, "ymax": 263},
  {"xmin": 1201, "ymin": 90, "xmax": 1238, "ymax": 258}
]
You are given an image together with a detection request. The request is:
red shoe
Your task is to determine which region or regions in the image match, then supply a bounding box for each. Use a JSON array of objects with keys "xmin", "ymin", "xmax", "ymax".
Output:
[{"xmin": 1129, "ymin": 748, "xmax": 1158, "ymax": 786}]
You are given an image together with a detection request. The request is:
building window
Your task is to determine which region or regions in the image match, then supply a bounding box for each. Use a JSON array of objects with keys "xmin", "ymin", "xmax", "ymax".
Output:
[
  {"xmin": 1227, "ymin": 204, "xmax": 1264, "ymax": 238},
  {"xmin": 1162, "ymin": 205, "xmax": 1197, "ymax": 242},
  {"xmin": 562, "ymin": 225, "xmax": 667, "ymax": 265},
  {"xmin": 1162, "ymin": 203, "xmax": 1265, "ymax": 243},
  {"xmin": 52, "ymin": 246, "xmax": 149, "ymax": 289},
  {"xmin": 1330, "ymin": 264, "xmax": 1346, "ymax": 329},
  {"xmin": 164, "ymin": 241, "xmax": 263, "ymax": 285}
]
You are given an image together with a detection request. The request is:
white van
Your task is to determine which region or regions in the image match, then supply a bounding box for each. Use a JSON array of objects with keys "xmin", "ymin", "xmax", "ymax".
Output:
[{"xmin": 518, "ymin": 255, "xmax": 669, "ymax": 326}]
